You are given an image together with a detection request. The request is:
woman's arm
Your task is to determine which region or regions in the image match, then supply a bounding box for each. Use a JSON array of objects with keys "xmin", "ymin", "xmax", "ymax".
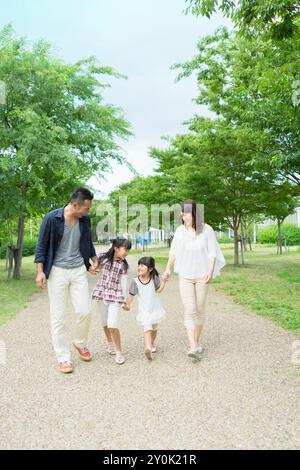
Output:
[
  {"xmin": 156, "ymin": 278, "xmax": 168, "ymax": 293},
  {"xmin": 204, "ymin": 225, "xmax": 218, "ymax": 284},
  {"xmin": 162, "ymin": 254, "xmax": 175, "ymax": 281},
  {"xmin": 163, "ymin": 229, "xmax": 178, "ymax": 280},
  {"xmin": 203, "ymin": 256, "xmax": 216, "ymax": 284}
]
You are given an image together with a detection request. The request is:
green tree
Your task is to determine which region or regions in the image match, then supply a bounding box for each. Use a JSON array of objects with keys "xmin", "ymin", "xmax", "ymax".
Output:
[
  {"xmin": 106, "ymin": 175, "xmax": 176, "ymax": 245},
  {"xmin": 173, "ymin": 27, "xmax": 300, "ymax": 185},
  {"xmin": 259, "ymin": 182, "xmax": 299, "ymax": 253},
  {"xmin": 151, "ymin": 117, "xmax": 288, "ymax": 265},
  {"xmin": 0, "ymin": 25, "xmax": 131, "ymax": 279},
  {"xmin": 184, "ymin": 0, "xmax": 300, "ymax": 39}
]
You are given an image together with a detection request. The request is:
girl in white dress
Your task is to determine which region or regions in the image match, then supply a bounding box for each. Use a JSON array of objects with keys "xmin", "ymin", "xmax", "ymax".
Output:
[{"xmin": 123, "ymin": 257, "xmax": 167, "ymax": 360}]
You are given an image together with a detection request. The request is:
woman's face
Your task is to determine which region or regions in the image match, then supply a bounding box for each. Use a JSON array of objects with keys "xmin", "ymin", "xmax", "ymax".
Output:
[
  {"xmin": 181, "ymin": 211, "xmax": 193, "ymax": 225},
  {"xmin": 114, "ymin": 246, "xmax": 130, "ymax": 259}
]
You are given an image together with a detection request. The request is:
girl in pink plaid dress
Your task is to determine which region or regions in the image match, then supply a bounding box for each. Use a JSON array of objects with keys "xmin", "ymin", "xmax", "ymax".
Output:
[{"xmin": 92, "ymin": 238, "xmax": 132, "ymax": 364}]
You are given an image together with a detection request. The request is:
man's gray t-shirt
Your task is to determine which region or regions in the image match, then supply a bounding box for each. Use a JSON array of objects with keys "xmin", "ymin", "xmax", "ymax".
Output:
[{"xmin": 53, "ymin": 219, "xmax": 84, "ymax": 269}]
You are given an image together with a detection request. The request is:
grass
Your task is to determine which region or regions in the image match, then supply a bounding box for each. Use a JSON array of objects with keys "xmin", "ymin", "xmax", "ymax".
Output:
[
  {"xmin": 0, "ymin": 256, "xmax": 39, "ymax": 326},
  {"xmin": 138, "ymin": 244, "xmax": 300, "ymax": 337}
]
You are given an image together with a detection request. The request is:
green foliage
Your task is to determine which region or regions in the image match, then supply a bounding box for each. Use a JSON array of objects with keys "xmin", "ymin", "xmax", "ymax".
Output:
[
  {"xmin": 184, "ymin": 0, "xmax": 300, "ymax": 39},
  {"xmin": 258, "ymin": 223, "xmax": 300, "ymax": 245},
  {"xmin": 0, "ymin": 237, "xmax": 38, "ymax": 258},
  {"xmin": 173, "ymin": 26, "xmax": 300, "ymax": 185},
  {"xmin": 0, "ymin": 24, "xmax": 132, "ymax": 277},
  {"xmin": 22, "ymin": 237, "xmax": 38, "ymax": 257},
  {"xmin": 218, "ymin": 236, "xmax": 232, "ymax": 244},
  {"xmin": 150, "ymin": 117, "xmax": 282, "ymax": 230}
]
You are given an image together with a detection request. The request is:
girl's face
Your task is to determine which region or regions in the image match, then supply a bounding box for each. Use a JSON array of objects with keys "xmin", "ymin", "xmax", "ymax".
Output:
[
  {"xmin": 181, "ymin": 211, "xmax": 193, "ymax": 225},
  {"xmin": 138, "ymin": 264, "xmax": 152, "ymax": 277},
  {"xmin": 114, "ymin": 246, "xmax": 130, "ymax": 259}
]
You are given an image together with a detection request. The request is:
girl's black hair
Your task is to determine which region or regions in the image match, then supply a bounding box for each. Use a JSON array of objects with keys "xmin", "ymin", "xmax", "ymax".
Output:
[
  {"xmin": 138, "ymin": 256, "xmax": 159, "ymax": 279},
  {"xmin": 99, "ymin": 238, "xmax": 132, "ymax": 271}
]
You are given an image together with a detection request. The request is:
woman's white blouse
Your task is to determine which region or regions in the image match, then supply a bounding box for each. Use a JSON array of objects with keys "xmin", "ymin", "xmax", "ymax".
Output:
[{"xmin": 169, "ymin": 224, "xmax": 226, "ymax": 279}]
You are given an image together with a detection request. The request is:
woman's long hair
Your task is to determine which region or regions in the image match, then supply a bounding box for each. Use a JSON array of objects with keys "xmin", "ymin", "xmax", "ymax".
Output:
[
  {"xmin": 138, "ymin": 256, "xmax": 159, "ymax": 280},
  {"xmin": 180, "ymin": 199, "xmax": 205, "ymax": 235},
  {"xmin": 99, "ymin": 238, "xmax": 132, "ymax": 272}
]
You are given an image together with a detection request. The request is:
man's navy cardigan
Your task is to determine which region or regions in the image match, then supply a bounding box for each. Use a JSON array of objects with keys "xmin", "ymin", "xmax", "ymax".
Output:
[{"xmin": 34, "ymin": 206, "xmax": 96, "ymax": 279}]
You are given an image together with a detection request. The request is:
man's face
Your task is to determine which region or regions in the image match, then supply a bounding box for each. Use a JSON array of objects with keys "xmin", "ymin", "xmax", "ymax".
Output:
[{"xmin": 72, "ymin": 199, "xmax": 92, "ymax": 218}]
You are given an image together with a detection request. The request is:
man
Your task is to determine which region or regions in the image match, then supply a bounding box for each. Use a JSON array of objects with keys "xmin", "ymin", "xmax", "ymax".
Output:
[{"xmin": 35, "ymin": 188, "xmax": 99, "ymax": 374}]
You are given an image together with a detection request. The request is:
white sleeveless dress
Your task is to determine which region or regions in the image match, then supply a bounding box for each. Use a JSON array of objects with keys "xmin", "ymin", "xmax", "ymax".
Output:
[{"xmin": 131, "ymin": 276, "xmax": 166, "ymax": 327}]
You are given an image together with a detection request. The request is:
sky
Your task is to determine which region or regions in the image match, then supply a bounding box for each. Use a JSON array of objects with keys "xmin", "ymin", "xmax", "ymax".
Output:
[{"xmin": 0, "ymin": 0, "xmax": 231, "ymax": 197}]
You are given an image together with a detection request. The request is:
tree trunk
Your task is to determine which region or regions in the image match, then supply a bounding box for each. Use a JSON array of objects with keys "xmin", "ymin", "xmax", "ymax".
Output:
[
  {"xmin": 241, "ymin": 224, "xmax": 247, "ymax": 252},
  {"xmin": 13, "ymin": 213, "xmax": 25, "ymax": 279},
  {"xmin": 7, "ymin": 245, "xmax": 14, "ymax": 280},
  {"xmin": 248, "ymin": 236, "xmax": 252, "ymax": 251},
  {"xmin": 240, "ymin": 236, "xmax": 244, "ymax": 265},
  {"xmin": 233, "ymin": 225, "xmax": 239, "ymax": 265},
  {"xmin": 277, "ymin": 219, "xmax": 283, "ymax": 255}
]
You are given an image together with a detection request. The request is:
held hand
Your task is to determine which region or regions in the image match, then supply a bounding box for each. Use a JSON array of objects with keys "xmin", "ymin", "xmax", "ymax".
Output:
[
  {"xmin": 89, "ymin": 260, "xmax": 100, "ymax": 275},
  {"xmin": 122, "ymin": 303, "xmax": 130, "ymax": 311},
  {"xmin": 162, "ymin": 269, "xmax": 171, "ymax": 282},
  {"xmin": 203, "ymin": 271, "xmax": 213, "ymax": 284},
  {"xmin": 36, "ymin": 272, "xmax": 46, "ymax": 289}
]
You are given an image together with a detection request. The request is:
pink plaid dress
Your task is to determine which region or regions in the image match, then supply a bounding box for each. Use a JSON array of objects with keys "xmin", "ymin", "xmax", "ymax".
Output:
[{"xmin": 92, "ymin": 256, "xmax": 128, "ymax": 304}]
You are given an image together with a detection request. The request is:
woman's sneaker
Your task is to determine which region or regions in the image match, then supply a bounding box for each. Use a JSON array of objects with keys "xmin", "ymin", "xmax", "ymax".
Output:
[
  {"xmin": 197, "ymin": 346, "xmax": 205, "ymax": 354},
  {"xmin": 107, "ymin": 343, "xmax": 116, "ymax": 355},
  {"xmin": 115, "ymin": 354, "xmax": 125, "ymax": 365}
]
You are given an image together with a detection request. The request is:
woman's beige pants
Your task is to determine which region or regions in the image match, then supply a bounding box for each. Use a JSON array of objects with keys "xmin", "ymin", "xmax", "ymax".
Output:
[{"xmin": 178, "ymin": 276, "xmax": 210, "ymax": 330}]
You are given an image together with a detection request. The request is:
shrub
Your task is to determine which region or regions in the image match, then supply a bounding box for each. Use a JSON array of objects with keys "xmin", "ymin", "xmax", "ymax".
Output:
[
  {"xmin": 22, "ymin": 237, "xmax": 38, "ymax": 257},
  {"xmin": 258, "ymin": 223, "xmax": 300, "ymax": 246},
  {"xmin": 0, "ymin": 237, "xmax": 38, "ymax": 259}
]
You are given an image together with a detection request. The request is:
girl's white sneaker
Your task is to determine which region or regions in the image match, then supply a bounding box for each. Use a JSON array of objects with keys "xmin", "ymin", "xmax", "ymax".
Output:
[{"xmin": 187, "ymin": 349, "xmax": 199, "ymax": 359}]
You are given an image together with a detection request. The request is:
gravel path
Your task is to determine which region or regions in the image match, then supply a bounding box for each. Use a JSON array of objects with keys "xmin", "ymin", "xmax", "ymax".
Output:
[{"xmin": 0, "ymin": 253, "xmax": 299, "ymax": 450}]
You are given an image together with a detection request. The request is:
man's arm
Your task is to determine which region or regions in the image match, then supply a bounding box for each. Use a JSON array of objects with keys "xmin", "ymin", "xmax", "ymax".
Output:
[
  {"xmin": 87, "ymin": 216, "xmax": 99, "ymax": 274},
  {"xmin": 36, "ymin": 263, "xmax": 46, "ymax": 288},
  {"xmin": 34, "ymin": 215, "xmax": 51, "ymax": 288}
]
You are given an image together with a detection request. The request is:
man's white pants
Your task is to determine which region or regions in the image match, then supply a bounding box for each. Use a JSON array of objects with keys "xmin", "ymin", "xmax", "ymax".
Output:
[{"xmin": 47, "ymin": 265, "xmax": 91, "ymax": 362}]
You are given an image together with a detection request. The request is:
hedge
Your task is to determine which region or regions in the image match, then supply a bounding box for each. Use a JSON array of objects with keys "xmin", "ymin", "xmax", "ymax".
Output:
[{"xmin": 258, "ymin": 223, "xmax": 300, "ymax": 246}]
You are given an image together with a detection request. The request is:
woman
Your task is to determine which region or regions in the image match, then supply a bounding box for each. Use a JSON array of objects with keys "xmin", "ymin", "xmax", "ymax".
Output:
[{"xmin": 162, "ymin": 200, "xmax": 225, "ymax": 360}]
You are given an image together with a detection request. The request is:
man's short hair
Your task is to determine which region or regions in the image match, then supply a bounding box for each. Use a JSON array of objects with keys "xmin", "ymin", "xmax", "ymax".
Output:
[{"xmin": 71, "ymin": 187, "xmax": 94, "ymax": 204}]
